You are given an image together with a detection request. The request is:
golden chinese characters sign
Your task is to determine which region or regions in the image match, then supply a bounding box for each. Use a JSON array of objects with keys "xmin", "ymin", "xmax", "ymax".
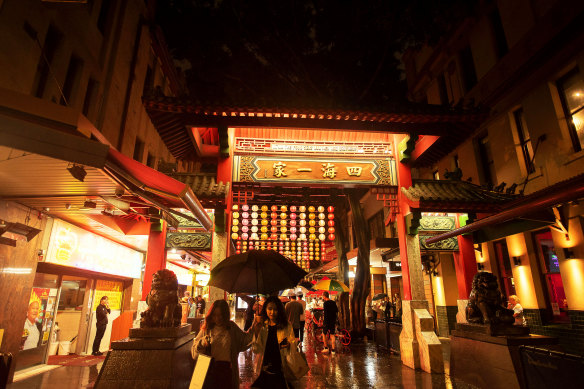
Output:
[
  {"xmin": 233, "ymin": 156, "xmax": 396, "ymax": 185},
  {"xmin": 92, "ymin": 280, "xmax": 123, "ymax": 310}
]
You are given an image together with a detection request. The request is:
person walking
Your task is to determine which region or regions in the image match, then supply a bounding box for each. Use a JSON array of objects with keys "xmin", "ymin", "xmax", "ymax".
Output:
[
  {"xmin": 285, "ymin": 294, "xmax": 303, "ymax": 343},
  {"xmin": 251, "ymin": 296, "xmax": 296, "ymax": 389},
  {"xmin": 321, "ymin": 291, "xmax": 338, "ymax": 354},
  {"xmin": 196, "ymin": 295, "xmax": 206, "ymax": 317},
  {"xmin": 297, "ymin": 293, "xmax": 307, "ymax": 346},
  {"xmin": 191, "ymin": 299, "xmax": 256, "ymax": 389},
  {"xmin": 92, "ymin": 296, "xmax": 110, "ymax": 356}
]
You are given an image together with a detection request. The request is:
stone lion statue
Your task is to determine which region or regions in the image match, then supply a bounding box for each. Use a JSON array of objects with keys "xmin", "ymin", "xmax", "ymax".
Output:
[
  {"xmin": 140, "ymin": 269, "xmax": 182, "ymax": 328},
  {"xmin": 466, "ymin": 271, "xmax": 515, "ymax": 325}
]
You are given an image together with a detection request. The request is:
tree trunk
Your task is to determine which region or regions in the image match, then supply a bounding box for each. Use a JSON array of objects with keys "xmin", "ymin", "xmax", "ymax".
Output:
[
  {"xmin": 333, "ymin": 198, "xmax": 351, "ymax": 328},
  {"xmin": 347, "ymin": 189, "xmax": 371, "ymax": 336}
]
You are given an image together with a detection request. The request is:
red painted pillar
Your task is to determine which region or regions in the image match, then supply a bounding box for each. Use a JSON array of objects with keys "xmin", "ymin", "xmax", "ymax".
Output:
[
  {"xmin": 451, "ymin": 219, "xmax": 478, "ymax": 299},
  {"xmin": 394, "ymin": 134, "xmax": 413, "ymax": 301},
  {"xmin": 142, "ymin": 222, "xmax": 168, "ymax": 300}
]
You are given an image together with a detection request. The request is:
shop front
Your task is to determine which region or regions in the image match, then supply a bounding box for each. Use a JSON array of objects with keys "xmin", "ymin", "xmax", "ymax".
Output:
[{"xmin": 14, "ymin": 218, "xmax": 143, "ymax": 371}]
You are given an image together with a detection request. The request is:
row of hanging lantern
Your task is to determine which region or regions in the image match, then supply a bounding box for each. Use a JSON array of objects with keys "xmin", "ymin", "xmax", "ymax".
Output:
[{"xmin": 230, "ymin": 204, "xmax": 335, "ymax": 271}]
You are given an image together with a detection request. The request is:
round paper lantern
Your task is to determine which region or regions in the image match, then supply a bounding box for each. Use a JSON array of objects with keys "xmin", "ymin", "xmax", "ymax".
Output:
[
  {"xmin": 271, "ymin": 233, "xmax": 278, "ymax": 240},
  {"xmin": 261, "ymin": 233, "xmax": 269, "ymax": 240},
  {"xmin": 232, "ymin": 219, "xmax": 239, "ymax": 226},
  {"xmin": 242, "ymin": 205, "xmax": 249, "ymax": 211},
  {"xmin": 299, "ymin": 227, "xmax": 307, "ymax": 234},
  {"xmin": 280, "ymin": 227, "xmax": 287, "ymax": 233},
  {"xmin": 318, "ymin": 213, "xmax": 325, "ymax": 220},
  {"xmin": 241, "ymin": 226, "xmax": 249, "ymax": 233},
  {"xmin": 232, "ymin": 226, "xmax": 239, "ymax": 233},
  {"xmin": 319, "ymin": 234, "xmax": 326, "ymax": 241},
  {"xmin": 309, "ymin": 213, "xmax": 316, "ymax": 220},
  {"xmin": 328, "ymin": 220, "xmax": 335, "ymax": 227},
  {"xmin": 281, "ymin": 205, "xmax": 287, "ymax": 212},
  {"xmin": 232, "ymin": 204, "xmax": 239, "ymax": 211},
  {"xmin": 318, "ymin": 206, "xmax": 325, "ymax": 212},
  {"xmin": 328, "ymin": 213, "xmax": 334, "ymax": 220},
  {"xmin": 299, "ymin": 206, "xmax": 306, "ymax": 212},
  {"xmin": 290, "ymin": 213, "xmax": 297, "ymax": 220},
  {"xmin": 251, "ymin": 233, "xmax": 259, "ymax": 240},
  {"xmin": 235, "ymin": 249, "xmax": 241, "ymax": 254},
  {"xmin": 261, "ymin": 205, "xmax": 268, "ymax": 212},
  {"xmin": 242, "ymin": 233, "xmax": 249, "ymax": 240},
  {"xmin": 280, "ymin": 234, "xmax": 287, "ymax": 240},
  {"xmin": 328, "ymin": 234, "xmax": 336, "ymax": 241},
  {"xmin": 271, "ymin": 226, "xmax": 278, "ymax": 233},
  {"xmin": 251, "ymin": 219, "xmax": 258, "ymax": 226},
  {"xmin": 251, "ymin": 226, "xmax": 258, "ymax": 233},
  {"xmin": 299, "ymin": 219, "xmax": 306, "ymax": 226},
  {"xmin": 289, "ymin": 220, "xmax": 297, "ymax": 226},
  {"xmin": 308, "ymin": 219, "xmax": 316, "ymax": 226},
  {"xmin": 270, "ymin": 219, "xmax": 278, "ymax": 226},
  {"xmin": 290, "ymin": 205, "xmax": 297, "ymax": 212},
  {"xmin": 242, "ymin": 212, "xmax": 249, "ymax": 219},
  {"xmin": 308, "ymin": 206, "xmax": 316, "ymax": 212},
  {"xmin": 231, "ymin": 232, "xmax": 238, "ymax": 239},
  {"xmin": 261, "ymin": 219, "xmax": 268, "ymax": 226},
  {"xmin": 241, "ymin": 219, "xmax": 249, "ymax": 226},
  {"xmin": 299, "ymin": 233, "xmax": 307, "ymax": 240},
  {"xmin": 251, "ymin": 205, "xmax": 259, "ymax": 212},
  {"xmin": 319, "ymin": 227, "xmax": 326, "ymax": 234},
  {"xmin": 290, "ymin": 227, "xmax": 297, "ymax": 234},
  {"xmin": 309, "ymin": 234, "xmax": 316, "ymax": 240},
  {"xmin": 261, "ymin": 226, "xmax": 268, "ymax": 233},
  {"xmin": 309, "ymin": 227, "xmax": 316, "ymax": 234},
  {"xmin": 251, "ymin": 212, "xmax": 258, "ymax": 219},
  {"xmin": 328, "ymin": 227, "xmax": 335, "ymax": 234},
  {"xmin": 233, "ymin": 212, "xmax": 240, "ymax": 219},
  {"xmin": 280, "ymin": 219, "xmax": 287, "ymax": 226},
  {"xmin": 270, "ymin": 212, "xmax": 278, "ymax": 219},
  {"xmin": 318, "ymin": 220, "xmax": 326, "ymax": 226},
  {"xmin": 260, "ymin": 212, "xmax": 268, "ymax": 219},
  {"xmin": 290, "ymin": 234, "xmax": 297, "ymax": 240},
  {"xmin": 327, "ymin": 206, "xmax": 334, "ymax": 213},
  {"xmin": 299, "ymin": 213, "xmax": 306, "ymax": 220},
  {"xmin": 280, "ymin": 212, "xmax": 287, "ymax": 219}
]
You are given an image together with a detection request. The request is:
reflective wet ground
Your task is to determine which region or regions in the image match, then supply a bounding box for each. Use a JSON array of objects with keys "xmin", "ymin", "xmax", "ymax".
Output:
[{"xmin": 9, "ymin": 329, "xmax": 477, "ymax": 388}]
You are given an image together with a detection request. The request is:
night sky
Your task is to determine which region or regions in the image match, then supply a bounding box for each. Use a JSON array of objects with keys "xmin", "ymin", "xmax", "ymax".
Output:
[{"xmin": 156, "ymin": 0, "xmax": 477, "ymax": 107}]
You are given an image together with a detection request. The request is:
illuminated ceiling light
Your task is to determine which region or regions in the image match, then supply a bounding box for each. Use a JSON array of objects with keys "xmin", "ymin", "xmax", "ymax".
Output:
[{"xmin": 67, "ymin": 164, "xmax": 87, "ymax": 182}]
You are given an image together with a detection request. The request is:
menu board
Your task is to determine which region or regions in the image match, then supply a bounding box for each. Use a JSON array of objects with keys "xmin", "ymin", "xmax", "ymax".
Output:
[{"xmin": 92, "ymin": 280, "xmax": 123, "ymax": 310}]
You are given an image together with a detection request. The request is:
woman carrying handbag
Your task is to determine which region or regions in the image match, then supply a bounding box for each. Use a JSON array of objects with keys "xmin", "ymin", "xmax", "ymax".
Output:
[
  {"xmin": 191, "ymin": 299, "xmax": 256, "ymax": 389},
  {"xmin": 251, "ymin": 296, "xmax": 309, "ymax": 388}
]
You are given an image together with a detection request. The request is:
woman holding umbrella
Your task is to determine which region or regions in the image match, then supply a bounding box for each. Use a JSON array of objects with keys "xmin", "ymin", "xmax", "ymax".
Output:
[
  {"xmin": 251, "ymin": 296, "xmax": 297, "ymax": 389},
  {"xmin": 191, "ymin": 299, "xmax": 257, "ymax": 389}
]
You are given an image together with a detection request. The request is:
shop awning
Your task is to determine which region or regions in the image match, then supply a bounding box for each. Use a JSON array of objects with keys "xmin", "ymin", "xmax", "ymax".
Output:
[
  {"xmin": 104, "ymin": 148, "xmax": 213, "ymax": 231},
  {"xmin": 425, "ymin": 173, "xmax": 584, "ymax": 245}
]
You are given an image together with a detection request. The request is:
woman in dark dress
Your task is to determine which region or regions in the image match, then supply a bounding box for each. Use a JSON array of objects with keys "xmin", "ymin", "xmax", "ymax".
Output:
[{"xmin": 251, "ymin": 296, "xmax": 296, "ymax": 389}]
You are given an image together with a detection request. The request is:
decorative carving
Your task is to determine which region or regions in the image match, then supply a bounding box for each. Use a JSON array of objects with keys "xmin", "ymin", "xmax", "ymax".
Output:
[
  {"xmin": 375, "ymin": 159, "xmax": 394, "ymax": 185},
  {"xmin": 419, "ymin": 216, "xmax": 455, "ymax": 231},
  {"xmin": 419, "ymin": 235, "xmax": 458, "ymax": 250},
  {"xmin": 174, "ymin": 214, "xmax": 202, "ymax": 228},
  {"xmin": 239, "ymin": 156, "xmax": 256, "ymax": 182},
  {"xmin": 166, "ymin": 232, "xmax": 211, "ymax": 250},
  {"xmin": 140, "ymin": 269, "xmax": 182, "ymax": 328},
  {"xmin": 466, "ymin": 272, "xmax": 514, "ymax": 325}
]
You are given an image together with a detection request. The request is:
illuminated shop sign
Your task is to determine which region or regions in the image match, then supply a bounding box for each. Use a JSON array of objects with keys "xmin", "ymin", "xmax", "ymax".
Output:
[
  {"xmin": 231, "ymin": 204, "xmax": 335, "ymax": 272},
  {"xmin": 233, "ymin": 156, "xmax": 396, "ymax": 185},
  {"xmin": 45, "ymin": 219, "xmax": 143, "ymax": 279},
  {"xmin": 235, "ymin": 138, "xmax": 393, "ymax": 157}
]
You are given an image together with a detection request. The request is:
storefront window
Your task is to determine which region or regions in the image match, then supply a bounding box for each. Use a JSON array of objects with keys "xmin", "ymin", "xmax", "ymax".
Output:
[
  {"xmin": 58, "ymin": 280, "xmax": 87, "ymax": 310},
  {"xmin": 534, "ymin": 230, "xmax": 568, "ymax": 323}
]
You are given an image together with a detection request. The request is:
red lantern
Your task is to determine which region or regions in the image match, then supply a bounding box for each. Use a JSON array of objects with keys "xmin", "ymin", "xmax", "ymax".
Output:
[
  {"xmin": 328, "ymin": 234, "xmax": 336, "ymax": 241},
  {"xmin": 271, "ymin": 205, "xmax": 278, "ymax": 212},
  {"xmin": 327, "ymin": 213, "xmax": 334, "ymax": 220},
  {"xmin": 270, "ymin": 219, "xmax": 278, "ymax": 226},
  {"xmin": 328, "ymin": 227, "xmax": 335, "ymax": 234},
  {"xmin": 327, "ymin": 206, "xmax": 334, "ymax": 213},
  {"xmin": 290, "ymin": 205, "xmax": 297, "ymax": 212},
  {"xmin": 271, "ymin": 212, "xmax": 278, "ymax": 219},
  {"xmin": 327, "ymin": 220, "xmax": 335, "ymax": 227},
  {"xmin": 271, "ymin": 226, "xmax": 278, "ymax": 233},
  {"xmin": 236, "ymin": 250, "xmax": 241, "ymax": 254},
  {"xmin": 271, "ymin": 233, "xmax": 278, "ymax": 240}
]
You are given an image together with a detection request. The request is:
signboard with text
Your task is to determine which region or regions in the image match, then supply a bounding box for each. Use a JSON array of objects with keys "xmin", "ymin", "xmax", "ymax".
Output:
[
  {"xmin": 92, "ymin": 280, "xmax": 123, "ymax": 310},
  {"xmin": 45, "ymin": 219, "xmax": 143, "ymax": 279},
  {"xmin": 233, "ymin": 156, "xmax": 396, "ymax": 185}
]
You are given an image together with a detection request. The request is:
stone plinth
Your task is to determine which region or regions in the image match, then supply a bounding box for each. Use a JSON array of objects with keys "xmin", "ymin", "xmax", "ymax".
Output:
[
  {"xmin": 456, "ymin": 322, "xmax": 530, "ymax": 337},
  {"xmin": 450, "ymin": 328, "xmax": 558, "ymax": 389},
  {"xmin": 95, "ymin": 324, "xmax": 195, "ymax": 389}
]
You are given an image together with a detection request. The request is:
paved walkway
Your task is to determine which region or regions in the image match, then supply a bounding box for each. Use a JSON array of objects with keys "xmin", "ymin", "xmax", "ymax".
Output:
[{"xmin": 9, "ymin": 329, "xmax": 476, "ymax": 388}]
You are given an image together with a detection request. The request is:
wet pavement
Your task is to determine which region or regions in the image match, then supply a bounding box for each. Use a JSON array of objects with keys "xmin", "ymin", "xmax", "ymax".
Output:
[{"xmin": 9, "ymin": 327, "xmax": 477, "ymax": 389}]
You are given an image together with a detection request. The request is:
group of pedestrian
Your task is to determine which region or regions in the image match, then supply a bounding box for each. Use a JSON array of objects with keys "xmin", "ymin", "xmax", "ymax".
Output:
[{"xmin": 184, "ymin": 291, "xmax": 206, "ymax": 318}]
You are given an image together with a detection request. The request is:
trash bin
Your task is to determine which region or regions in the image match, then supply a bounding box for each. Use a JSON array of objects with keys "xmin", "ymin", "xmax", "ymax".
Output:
[
  {"xmin": 58, "ymin": 341, "xmax": 71, "ymax": 355},
  {"xmin": 48, "ymin": 342, "xmax": 59, "ymax": 356}
]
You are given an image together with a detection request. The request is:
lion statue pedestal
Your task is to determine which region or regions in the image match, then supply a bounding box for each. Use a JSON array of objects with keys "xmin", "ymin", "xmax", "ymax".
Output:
[
  {"xmin": 450, "ymin": 272, "xmax": 557, "ymax": 389},
  {"xmin": 95, "ymin": 270, "xmax": 195, "ymax": 389}
]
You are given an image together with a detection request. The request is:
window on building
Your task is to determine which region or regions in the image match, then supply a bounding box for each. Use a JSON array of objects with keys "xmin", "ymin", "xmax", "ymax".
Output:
[
  {"xmin": 60, "ymin": 54, "xmax": 84, "ymax": 106},
  {"xmin": 33, "ymin": 25, "xmax": 62, "ymax": 99},
  {"xmin": 433, "ymin": 170, "xmax": 440, "ymax": 180},
  {"xmin": 83, "ymin": 78, "xmax": 99, "ymax": 117},
  {"xmin": 367, "ymin": 211, "xmax": 385, "ymax": 240},
  {"xmin": 477, "ymin": 135, "xmax": 496, "ymax": 186},
  {"xmin": 557, "ymin": 68, "xmax": 584, "ymax": 152},
  {"xmin": 493, "ymin": 240, "xmax": 515, "ymax": 299},
  {"xmin": 147, "ymin": 153, "xmax": 156, "ymax": 168},
  {"xmin": 489, "ymin": 8, "xmax": 508, "ymax": 58},
  {"xmin": 453, "ymin": 155, "xmax": 460, "ymax": 169},
  {"xmin": 459, "ymin": 45, "xmax": 477, "ymax": 92},
  {"xmin": 534, "ymin": 230, "xmax": 569, "ymax": 323},
  {"xmin": 513, "ymin": 108, "xmax": 535, "ymax": 174},
  {"xmin": 133, "ymin": 137, "xmax": 145, "ymax": 162}
]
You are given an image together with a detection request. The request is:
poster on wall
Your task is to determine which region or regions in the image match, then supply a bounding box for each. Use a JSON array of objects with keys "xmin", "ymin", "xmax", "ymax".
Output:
[
  {"xmin": 92, "ymin": 280, "xmax": 123, "ymax": 311},
  {"xmin": 21, "ymin": 288, "xmax": 53, "ymax": 350}
]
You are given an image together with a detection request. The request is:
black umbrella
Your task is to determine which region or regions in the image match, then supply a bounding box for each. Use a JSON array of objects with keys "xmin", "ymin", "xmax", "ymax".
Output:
[
  {"xmin": 208, "ymin": 250, "xmax": 308, "ymax": 295},
  {"xmin": 372, "ymin": 293, "xmax": 388, "ymax": 301}
]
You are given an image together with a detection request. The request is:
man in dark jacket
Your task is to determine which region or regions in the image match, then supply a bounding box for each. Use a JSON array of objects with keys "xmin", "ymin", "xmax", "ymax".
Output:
[{"xmin": 92, "ymin": 296, "xmax": 110, "ymax": 356}]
